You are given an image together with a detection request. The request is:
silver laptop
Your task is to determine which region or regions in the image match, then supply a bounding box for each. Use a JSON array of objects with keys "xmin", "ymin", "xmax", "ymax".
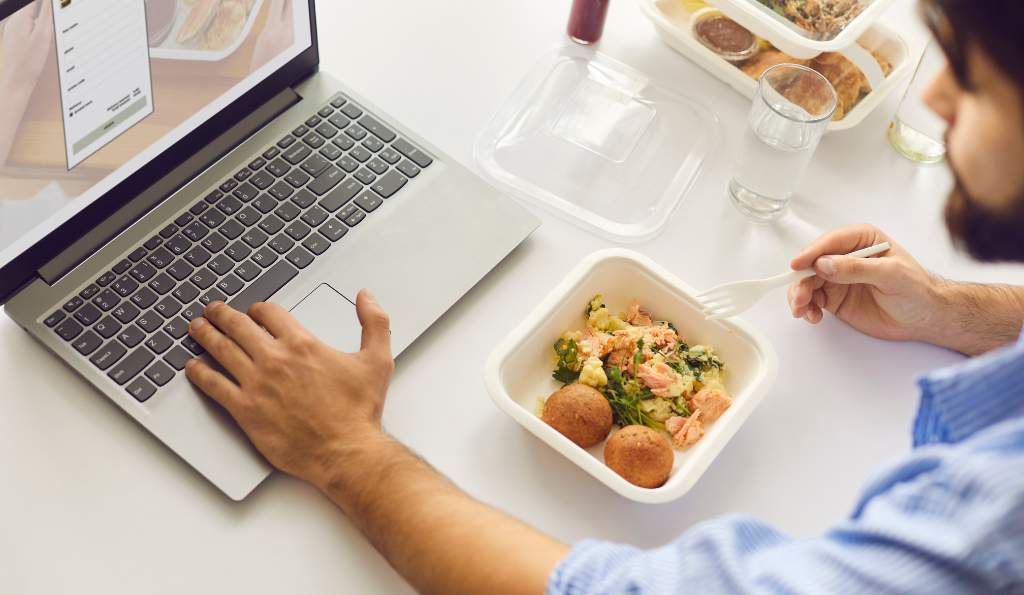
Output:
[{"xmin": 0, "ymin": 0, "xmax": 538, "ymax": 500}]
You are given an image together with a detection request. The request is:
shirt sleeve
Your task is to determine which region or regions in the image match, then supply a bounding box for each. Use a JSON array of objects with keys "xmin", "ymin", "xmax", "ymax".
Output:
[{"xmin": 547, "ymin": 437, "xmax": 1024, "ymax": 595}]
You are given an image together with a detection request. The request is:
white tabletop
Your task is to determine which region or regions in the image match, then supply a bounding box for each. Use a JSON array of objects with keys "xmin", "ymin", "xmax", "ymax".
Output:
[{"xmin": 5, "ymin": 1, "xmax": 1024, "ymax": 593}]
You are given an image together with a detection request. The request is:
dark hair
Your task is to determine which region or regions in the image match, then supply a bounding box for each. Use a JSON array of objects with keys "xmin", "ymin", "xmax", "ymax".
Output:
[{"xmin": 921, "ymin": 0, "xmax": 1024, "ymax": 91}]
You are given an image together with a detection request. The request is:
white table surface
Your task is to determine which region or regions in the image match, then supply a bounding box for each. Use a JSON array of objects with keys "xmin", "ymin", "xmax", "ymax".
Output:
[{"xmin": 5, "ymin": 1, "xmax": 1024, "ymax": 593}]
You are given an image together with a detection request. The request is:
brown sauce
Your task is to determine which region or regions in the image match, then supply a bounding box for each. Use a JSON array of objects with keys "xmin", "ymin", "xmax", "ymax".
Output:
[{"xmin": 695, "ymin": 16, "xmax": 755, "ymax": 55}]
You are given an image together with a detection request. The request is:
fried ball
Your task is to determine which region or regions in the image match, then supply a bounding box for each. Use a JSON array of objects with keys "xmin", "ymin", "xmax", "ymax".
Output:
[
  {"xmin": 604, "ymin": 425, "xmax": 674, "ymax": 488},
  {"xmin": 542, "ymin": 384, "xmax": 613, "ymax": 448}
]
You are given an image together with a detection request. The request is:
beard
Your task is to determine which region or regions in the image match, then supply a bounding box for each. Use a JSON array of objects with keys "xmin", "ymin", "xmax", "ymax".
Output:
[{"xmin": 943, "ymin": 162, "xmax": 1024, "ymax": 263}]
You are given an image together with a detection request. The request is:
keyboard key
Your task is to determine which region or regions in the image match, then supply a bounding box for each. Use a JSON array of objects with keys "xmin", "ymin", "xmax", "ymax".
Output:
[
  {"xmin": 74, "ymin": 304, "xmax": 102, "ymax": 326},
  {"xmin": 143, "ymin": 236, "xmax": 163, "ymax": 251},
  {"xmin": 275, "ymin": 202, "xmax": 300, "ymax": 221},
  {"xmin": 367, "ymin": 156, "xmax": 389, "ymax": 175},
  {"xmin": 225, "ymin": 241, "xmax": 252, "ymax": 262},
  {"xmin": 127, "ymin": 247, "xmax": 148, "ymax": 262},
  {"xmin": 269, "ymin": 181, "xmax": 294, "ymax": 201},
  {"xmin": 91, "ymin": 341, "xmax": 128, "ymax": 371},
  {"xmin": 292, "ymin": 125, "xmax": 309, "ymax": 137},
  {"xmin": 234, "ymin": 168, "xmax": 253, "ymax": 182},
  {"xmin": 182, "ymin": 221, "xmax": 210, "ymax": 241},
  {"xmin": 163, "ymin": 317, "xmax": 189, "ymax": 340},
  {"xmin": 182, "ymin": 336, "xmax": 205, "ymax": 355},
  {"xmin": 108, "ymin": 348, "xmax": 155, "ymax": 385},
  {"xmin": 201, "ymin": 232, "xmax": 228, "ymax": 254},
  {"xmin": 308, "ymin": 166, "xmax": 345, "ymax": 195},
  {"xmin": 349, "ymin": 145, "xmax": 372, "ymax": 163},
  {"xmin": 269, "ymin": 234, "xmax": 295, "ymax": 254},
  {"xmin": 371, "ymin": 170, "xmax": 408, "ymax": 199},
  {"xmin": 200, "ymin": 208, "xmax": 227, "ymax": 228},
  {"xmin": 149, "ymin": 273, "xmax": 176, "ymax": 295},
  {"xmin": 343, "ymin": 208, "xmax": 367, "ymax": 227},
  {"xmin": 172, "ymin": 281, "xmax": 200, "ymax": 304},
  {"xmin": 277, "ymin": 135, "xmax": 296, "ymax": 149},
  {"xmin": 235, "ymin": 260, "xmax": 261, "ymax": 282},
  {"xmin": 252, "ymin": 194, "xmax": 278, "ymax": 214},
  {"xmin": 315, "ymin": 123, "xmax": 338, "ymax": 139},
  {"xmin": 205, "ymin": 189, "xmax": 224, "ymax": 204},
  {"xmin": 329, "ymin": 113, "xmax": 351, "ymax": 131},
  {"xmin": 354, "ymin": 168, "xmax": 377, "ymax": 185},
  {"xmin": 137, "ymin": 310, "xmax": 163, "ymax": 333},
  {"xmin": 320, "ymin": 143, "xmax": 343, "ymax": 161},
  {"xmin": 345, "ymin": 125, "xmax": 367, "ymax": 141},
  {"xmin": 56, "ymin": 319, "xmax": 84, "ymax": 341},
  {"xmin": 338, "ymin": 204, "xmax": 359, "ymax": 220},
  {"xmin": 147, "ymin": 247, "xmax": 174, "ymax": 268},
  {"xmin": 97, "ymin": 271, "xmax": 118, "ymax": 287},
  {"xmin": 267, "ymin": 158, "xmax": 290, "ymax": 177},
  {"xmin": 242, "ymin": 228, "xmax": 269, "ymax": 249},
  {"xmin": 283, "ymin": 143, "xmax": 312, "ymax": 165},
  {"xmin": 341, "ymin": 103, "xmax": 363, "ymax": 119},
  {"xmin": 217, "ymin": 274, "xmax": 245, "ymax": 296},
  {"xmin": 181, "ymin": 302, "xmax": 205, "ymax": 321},
  {"xmin": 285, "ymin": 168, "xmax": 312, "ymax": 188},
  {"xmin": 233, "ymin": 182, "xmax": 259, "ymax": 202},
  {"xmin": 392, "ymin": 138, "xmax": 434, "ymax": 168},
  {"xmin": 285, "ymin": 221, "xmax": 311, "ymax": 241},
  {"xmin": 252, "ymin": 247, "xmax": 279, "ymax": 268},
  {"xmin": 219, "ymin": 218, "xmax": 245, "ymax": 240},
  {"xmin": 185, "ymin": 246, "xmax": 212, "ymax": 267},
  {"xmin": 354, "ymin": 190, "xmax": 383, "ymax": 213},
  {"xmin": 113, "ymin": 259, "xmax": 133, "ymax": 274},
  {"xmin": 216, "ymin": 195, "xmax": 243, "ymax": 216},
  {"xmin": 337, "ymin": 154, "xmax": 359, "ymax": 173},
  {"xmin": 319, "ymin": 179, "xmax": 362, "ymax": 212},
  {"xmin": 155, "ymin": 297, "xmax": 181, "ymax": 319},
  {"xmin": 164, "ymin": 346, "xmax": 193, "ymax": 371},
  {"xmin": 258, "ymin": 214, "xmax": 285, "ymax": 234},
  {"xmin": 112, "ymin": 302, "xmax": 141, "ymax": 324},
  {"xmin": 126, "ymin": 377, "xmax": 157, "ymax": 403},
  {"xmin": 44, "ymin": 310, "xmax": 67, "ymax": 328},
  {"xmin": 286, "ymin": 246, "xmax": 315, "ymax": 269},
  {"xmin": 251, "ymin": 170, "xmax": 275, "ymax": 190},
  {"xmin": 112, "ymin": 275, "xmax": 139, "ymax": 297},
  {"xmin": 301, "ymin": 206, "xmax": 329, "ymax": 227},
  {"xmin": 305, "ymin": 115, "xmax": 322, "ymax": 128},
  {"xmin": 118, "ymin": 324, "xmax": 146, "ymax": 348},
  {"xmin": 63, "ymin": 296, "xmax": 84, "ymax": 312},
  {"xmin": 94, "ymin": 316, "xmax": 122, "ymax": 339},
  {"xmin": 199, "ymin": 288, "xmax": 228, "ymax": 306},
  {"xmin": 208, "ymin": 254, "xmax": 235, "ymax": 275},
  {"xmin": 291, "ymin": 188, "xmax": 317, "ymax": 208},
  {"xmin": 72, "ymin": 331, "xmax": 103, "ymax": 356},
  {"xmin": 379, "ymin": 146, "xmax": 401, "ymax": 164},
  {"xmin": 319, "ymin": 220, "xmax": 348, "ymax": 242},
  {"xmin": 219, "ymin": 179, "xmax": 239, "ymax": 193},
  {"xmin": 330, "ymin": 94, "xmax": 347, "ymax": 108},
  {"xmin": 80, "ymin": 284, "xmax": 100, "ymax": 300},
  {"xmin": 174, "ymin": 212, "xmax": 195, "ymax": 227},
  {"xmin": 318, "ymin": 105, "xmax": 335, "ymax": 117},
  {"xmin": 190, "ymin": 201, "xmax": 210, "ymax": 215},
  {"xmin": 397, "ymin": 160, "xmax": 422, "ymax": 178},
  {"xmin": 167, "ymin": 260, "xmax": 194, "ymax": 282},
  {"xmin": 263, "ymin": 146, "xmax": 281, "ymax": 160},
  {"xmin": 302, "ymin": 132, "xmax": 325, "ymax": 149},
  {"xmin": 302, "ymin": 233, "xmax": 331, "ymax": 256},
  {"xmin": 226, "ymin": 260, "xmax": 298, "ymax": 314},
  {"xmin": 331, "ymin": 134, "xmax": 354, "ymax": 151},
  {"xmin": 131, "ymin": 287, "xmax": 159, "ymax": 309},
  {"xmin": 301, "ymin": 154, "xmax": 331, "ymax": 177},
  {"xmin": 146, "ymin": 331, "xmax": 174, "ymax": 354},
  {"xmin": 132, "ymin": 262, "xmax": 157, "ymax": 284},
  {"xmin": 91, "ymin": 289, "xmax": 120, "ymax": 311},
  {"xmin": 363, "ymin": 136, "xmax": 385, "ymax": 153},
  {"xmin": 248, "ymin": 157, "xmax": 267, "ymax": 171},
  {"xmin": 159, "ymin": 224, "xmax": 178, "ymax": 239},
  {"xmin": 145, "ymin": 361, "xmax": 176, "ymax": 387}
]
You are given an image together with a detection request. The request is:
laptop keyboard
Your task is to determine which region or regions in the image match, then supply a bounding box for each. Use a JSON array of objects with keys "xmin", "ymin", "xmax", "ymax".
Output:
[{"xmin": 42, "ymin": 92, "xmax": 433, "ymax": 404}]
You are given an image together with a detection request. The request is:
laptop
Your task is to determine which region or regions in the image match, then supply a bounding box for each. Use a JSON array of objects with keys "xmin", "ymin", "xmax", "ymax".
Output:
[{"xmin": 0, "ymin": 0, "xmax": 538, "ymax": 500}]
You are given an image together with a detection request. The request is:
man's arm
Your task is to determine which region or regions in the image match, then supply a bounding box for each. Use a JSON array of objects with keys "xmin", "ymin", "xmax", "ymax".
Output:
[
  {"xmin": 184, "ymin": 295, "xmax": 567, "ymax": 595},
  {"xmin": 928, "ymin": 281, "xmax": 1024, "ymax": 356}
]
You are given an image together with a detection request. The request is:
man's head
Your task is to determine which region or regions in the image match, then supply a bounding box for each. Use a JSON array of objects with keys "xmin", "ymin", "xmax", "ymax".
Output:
[{"xmin": 920, "ymin": 0, "xmax": 1024, "ymax": 262}]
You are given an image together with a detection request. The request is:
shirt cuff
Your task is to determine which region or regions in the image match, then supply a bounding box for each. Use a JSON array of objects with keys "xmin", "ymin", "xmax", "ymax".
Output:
[{"xmin": 547, "ymin": 539, "xmax": 641, "ymax": 595}]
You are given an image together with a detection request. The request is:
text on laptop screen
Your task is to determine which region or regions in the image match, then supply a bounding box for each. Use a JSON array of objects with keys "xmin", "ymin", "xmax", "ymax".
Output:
[{"xmin": 0, "ymin": 0, "xmax": 312, "ymax": 265}]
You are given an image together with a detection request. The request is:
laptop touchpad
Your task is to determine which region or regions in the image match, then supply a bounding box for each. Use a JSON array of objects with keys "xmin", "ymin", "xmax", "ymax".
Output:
[{"xmin": 289, "ymin": 283, "xmax": 361, "ymax": 353}]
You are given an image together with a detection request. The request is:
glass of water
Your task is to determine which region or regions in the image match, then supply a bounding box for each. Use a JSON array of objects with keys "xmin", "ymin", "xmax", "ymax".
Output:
[
  {"xmin": 729, "ymin": 64, "xmax": 837, "ymax": 221},
  {"xmin": 887, "ymin": 40, "xmax": 947, "ymax": 164}
]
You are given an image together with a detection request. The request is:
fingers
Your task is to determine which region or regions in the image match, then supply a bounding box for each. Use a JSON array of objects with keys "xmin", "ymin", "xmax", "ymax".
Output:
[
  {"xmin": 790, "ymin": 224, "xmax": 889, "ymax": 271},
  {"xmin": 203, "ymin": 301, "xmax": 274, "ymax": 358},
  {"xmin": 185, "ymin": 358, "xmax": 244, "ymax": 413},
  {"xmin": 788, "ymin": 276, "xmax": 824, "ymax": 318},
  {"xmin": 247, "ymin": 301, "xmax": 307, "ymax": 339},
  {"xmin": 188, "ymin": 315, "xmax": 254, "ymax": 380},
  {"xmin": 813, "ymin": 253, "xmax": 896, "ymax": 289},
  {"xmin": 356, "ymin": 289, "xmax": 392, "ymax": 360}
]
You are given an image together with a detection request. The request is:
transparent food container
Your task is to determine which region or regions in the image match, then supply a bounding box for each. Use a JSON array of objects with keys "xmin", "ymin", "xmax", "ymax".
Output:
[{"xmin": 474, "ymin": 45, "xmax": 719, "ymax": 242}]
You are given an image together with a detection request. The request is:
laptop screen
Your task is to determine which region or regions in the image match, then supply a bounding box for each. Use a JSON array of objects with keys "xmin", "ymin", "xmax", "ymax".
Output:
[{"xmin": 0, "ymin": 0, "xmax": 312, "ymax": 267}]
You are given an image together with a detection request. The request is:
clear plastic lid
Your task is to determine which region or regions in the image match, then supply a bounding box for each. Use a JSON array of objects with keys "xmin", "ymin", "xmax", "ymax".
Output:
[
  {"xmin": 707, "ymin": 0, "xmax": 897, "ymax": 58},
  {"xmin": 474, "ymin": 45, "xmax": 718, "ymax": 243}
]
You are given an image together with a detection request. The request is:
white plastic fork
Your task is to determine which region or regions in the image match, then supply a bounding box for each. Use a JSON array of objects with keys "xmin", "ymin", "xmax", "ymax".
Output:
[{"xmin": 697, "ymin": 242, "xmax": 892, "ymax": 320}]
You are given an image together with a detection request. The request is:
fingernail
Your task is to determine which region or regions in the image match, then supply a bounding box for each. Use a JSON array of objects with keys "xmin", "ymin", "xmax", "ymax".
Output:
[
  {"xmin": 817, "ymin": 257, "xmax": 836, "ymax": 276},
  {"xmin": 207, "ymin": 301, "xmax": 222, "ymax": 311},
  {"xmin": 185, "ymin": 358, "xmax": 197, "ymax": 370},
  {"xmin": 191, "ymin": 317, "xmax": 207, "ymax": 330},
  {"xmin": 363, "ymin": 289, "xmax": 376, "ymax": 302}
]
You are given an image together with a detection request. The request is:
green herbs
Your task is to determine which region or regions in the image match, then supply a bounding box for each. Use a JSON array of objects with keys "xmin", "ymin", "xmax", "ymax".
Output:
[
  {"xmin": 552, "ymin": 338, "xmax": 581, "ymax": 385},
  {"xmin": 633, "ymin": 338, "xmax": 645, "ymax": 368},
  {"xmin": 602, "ymin": 366, "xmax": 663, "ymax": 431}
]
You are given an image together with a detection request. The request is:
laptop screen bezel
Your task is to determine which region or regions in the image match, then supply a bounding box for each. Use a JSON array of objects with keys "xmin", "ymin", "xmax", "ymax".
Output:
[{"xmin": 0, "ymin": 0, "xmax": 319, "ymax": 304}]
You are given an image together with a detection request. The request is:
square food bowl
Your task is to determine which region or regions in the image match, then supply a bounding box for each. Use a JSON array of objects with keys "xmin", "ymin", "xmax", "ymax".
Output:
[{"xmin": 485, "ymin": 249, "xmax": 777, "ymax": 503}]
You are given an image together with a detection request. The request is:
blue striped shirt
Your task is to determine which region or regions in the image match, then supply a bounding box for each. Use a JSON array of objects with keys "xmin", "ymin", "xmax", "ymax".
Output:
[{"xmin": 548, "ymin": 335, "xmax": 1024, "ymax": 594}]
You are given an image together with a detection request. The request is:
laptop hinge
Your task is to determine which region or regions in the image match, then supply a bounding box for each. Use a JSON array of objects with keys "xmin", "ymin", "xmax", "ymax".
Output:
[{"xmin": 37, "ymin": 86, "xmax": 301, "ymax": 285}]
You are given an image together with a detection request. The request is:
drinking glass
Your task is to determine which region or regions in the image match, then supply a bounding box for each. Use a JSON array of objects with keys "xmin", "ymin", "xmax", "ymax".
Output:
[
  {"xmin": 729, "ymin": 64, "xmax": 837, "ymax": 222},
  {"xmin": 887, "ymin": 40, "xmax": 947, "ymax": 164}
]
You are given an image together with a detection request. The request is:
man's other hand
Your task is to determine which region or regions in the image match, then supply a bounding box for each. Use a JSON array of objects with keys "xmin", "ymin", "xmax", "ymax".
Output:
[
  {"xmin": 787, "ymin": 224, "xmax": 942, "ymax": 342},
  {"xmin": 184, "ymin": 289, "xmax": 394, "ymax": 489}
]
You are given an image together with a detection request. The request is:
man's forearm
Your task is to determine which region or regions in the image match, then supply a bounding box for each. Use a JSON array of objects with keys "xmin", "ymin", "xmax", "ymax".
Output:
[
  {"xmin": 314, "ymin": 431, "xmax": 569, "ymax": 595},
  {"xmin": 926, "ymin": 281, "xmax": 1024, "ymax": 356}
]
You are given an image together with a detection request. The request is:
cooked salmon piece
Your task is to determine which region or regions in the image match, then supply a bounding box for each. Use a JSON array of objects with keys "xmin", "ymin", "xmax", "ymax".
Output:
[
  {"xmin": 691, "ymin": 388, "xmax": 732, "ymax": 423},
  {"xmin": 666, "ymin": 411, "xmax": 704, "ymax": 449},
  {"xmin": 637, "ymin": 362, "xmax": 685, "ymax": 398},
  {"xmin": 624, "ymin": 300, "xmax": 653, "ymax": 327}
]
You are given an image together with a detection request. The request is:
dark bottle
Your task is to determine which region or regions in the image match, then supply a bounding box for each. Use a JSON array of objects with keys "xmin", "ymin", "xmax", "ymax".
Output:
[{"xmin": 568, "ymin": 0, "xmax": 610, "ymax": 45}]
